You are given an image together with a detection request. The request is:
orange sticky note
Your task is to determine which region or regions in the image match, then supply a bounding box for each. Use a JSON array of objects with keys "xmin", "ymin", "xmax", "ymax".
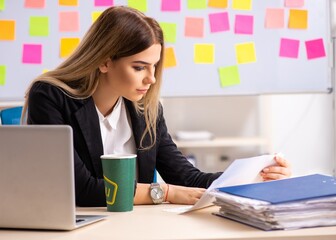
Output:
[
  {"xmin": 288, "ymin": 9, "xmax": 308, "ymax": 29},
  {"xmin": 208, "ymin": 0, "xmax": 228, "ymax": 8},
  {"xmin": 194, "ymin": 44, "xmax": 215, "ymax": 64},
  {"xmin": 0, "ymin": 20, "xmax": 15, "ymax": 40},
  {"xmin": 164, "ymin": 47, "xmax": 177, "ymax": 68},
  {"xmin": 59, "ymin": 0, "xmax": 78, "ymax": 6},
  {"xmin": 60, "ymin": 38, "xmax": 80, "ymax": 58}
]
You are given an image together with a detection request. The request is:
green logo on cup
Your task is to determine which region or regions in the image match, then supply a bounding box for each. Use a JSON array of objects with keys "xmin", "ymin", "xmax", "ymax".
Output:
[{"xmin": 104, "ymin": 175, "xmax": 118, "ymax": 205}]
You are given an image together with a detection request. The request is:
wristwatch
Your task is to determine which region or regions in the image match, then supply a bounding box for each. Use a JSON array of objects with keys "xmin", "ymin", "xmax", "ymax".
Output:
[{"xmin": 150, "ymin": 183, "xmax": 164, "ymax": 204}]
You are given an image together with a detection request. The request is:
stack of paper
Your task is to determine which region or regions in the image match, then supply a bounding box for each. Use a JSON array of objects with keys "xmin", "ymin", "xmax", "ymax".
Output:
[
  {"xmin": 211, "ymin": 174, "xmax": 336, "ymax": 230},
  {"xmin": 167, "ymin": 154, "xmax": 277, "ymax": 214}
]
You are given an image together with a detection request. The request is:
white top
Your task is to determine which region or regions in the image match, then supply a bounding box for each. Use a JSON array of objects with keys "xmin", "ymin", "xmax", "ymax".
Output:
[{"xmin": 96, "ymin": 97, "xmax": 136, "ymax": 155}]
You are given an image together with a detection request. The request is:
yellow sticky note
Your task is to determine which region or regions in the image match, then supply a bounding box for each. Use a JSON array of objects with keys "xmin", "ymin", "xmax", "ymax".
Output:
[
  {"xmin": 219, "ymin": 65, "xmax": 240, "ymax": 87},
  {"xmin": 128, "ymin": 0, "xmax": 147, "ymax": 12},
  {"xmin": 160, "ymin": 22, "xmax": 177, "ymax": 43},
  {"xmin": 0, "ymin": 20, "xmax": 15, "ymax": 40},
  {"xmin": 232, "ymin": 0, "xmax": 252, "ymax": 10},
  {"xmin": 60, "ymin": 38, "xmax": 80, "ymax": 58},
  {"xmin": 288, "ymin": 9, "xmax": 308, "ymax": 29},
  {"xmin": 0, "ymin": 65, "xmax": 6, "ymax": 86},
  {"xmin": 194, "ymin": 44, "xmax": 215, "ymax": 64},
  {"xmin": 30, "ymin": 16, "xmax": 49, "ymax": 36},
  {"xmin": 59, "ymin": 0, "xmax": 78, "ymax": 6},
  {"xmin": 92, "ymin": 11, "xmax": 102, "ymax": 23},
  {"xmin": 208, "ymin": 0, "xmax": 228, "ymax": 8},
  {"xmin": 235, "ymin": 42, "xmax": 256, "ymax": 64},
  {"xmin": 164, "ymin": 47, "xmax": 177, "ymax": 68}
]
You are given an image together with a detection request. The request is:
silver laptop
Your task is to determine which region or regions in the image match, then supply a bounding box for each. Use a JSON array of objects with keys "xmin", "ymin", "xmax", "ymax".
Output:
[{"xmin": 0, "ymin": 125, "xmax": 106, "ymax": 230}]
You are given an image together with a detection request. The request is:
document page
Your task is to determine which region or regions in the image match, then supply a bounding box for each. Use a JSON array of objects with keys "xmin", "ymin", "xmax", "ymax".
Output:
[{"xmin": 166, "ymin": 154, "xmax": 276, "ymax": 214}]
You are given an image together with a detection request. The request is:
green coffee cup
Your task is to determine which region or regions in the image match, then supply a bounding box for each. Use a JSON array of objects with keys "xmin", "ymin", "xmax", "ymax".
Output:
[{"xmin": 101, "ymin": 154, "xmax": 136, "ymax": 212}]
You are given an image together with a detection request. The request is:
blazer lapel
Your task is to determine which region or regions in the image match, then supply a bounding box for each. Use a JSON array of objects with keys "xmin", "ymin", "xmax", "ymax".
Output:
[
  {"xmin": 75, "ymin": 98, "xmax": 104, "ymax": 175},
  {"xmin": 125, "ymin": 99, "xmax": 156, "ymax": 182}
]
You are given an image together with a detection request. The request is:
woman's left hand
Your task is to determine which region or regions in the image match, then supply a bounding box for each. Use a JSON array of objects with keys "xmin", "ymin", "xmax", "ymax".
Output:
[{"xmin": 260, "ymin": 155, "xmax": 291, "ymax": 181}]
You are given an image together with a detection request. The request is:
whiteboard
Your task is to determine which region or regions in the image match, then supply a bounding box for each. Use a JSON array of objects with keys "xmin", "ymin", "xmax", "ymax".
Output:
[{"xmin": 0, "ymin": 0, "xmax": 333, "ymax": 101}]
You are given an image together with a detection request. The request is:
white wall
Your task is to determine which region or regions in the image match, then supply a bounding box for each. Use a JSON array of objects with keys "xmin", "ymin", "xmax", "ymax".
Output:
[
  {"xmin": 163, "ymin": 96, "xmax": 270, "ymax": 172},
  {"xmin": 266, "ymin": 94, "xmax": 335, "ymax": 176},
  {"xmin": 162, "ymin": 93, "xmax": 335, "ymax": 177}
]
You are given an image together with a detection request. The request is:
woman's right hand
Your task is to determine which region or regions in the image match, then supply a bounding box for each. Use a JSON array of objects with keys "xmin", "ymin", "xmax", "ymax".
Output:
[{"xmin": 165, "ymin": 184, "xmax": 206, "ymax": 205}]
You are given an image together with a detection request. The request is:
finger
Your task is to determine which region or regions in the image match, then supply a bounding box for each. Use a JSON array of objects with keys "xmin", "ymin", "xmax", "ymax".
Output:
[
  {"xmin": 263, "ymin": 166, "xmax": 291, "ymax": 177},
  {"xmin": 274, "ymin": 155, "xmax": 291, "ymax": 168},
  {"xmin": 262, "ymin": 172, "xmax": 287, "ymax": 181}
]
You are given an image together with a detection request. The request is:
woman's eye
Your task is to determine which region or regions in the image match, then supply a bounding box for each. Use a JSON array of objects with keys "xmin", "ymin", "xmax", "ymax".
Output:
[{"xmin": 133, "ymin": 66, "xmax": 145, "ymax": 71}]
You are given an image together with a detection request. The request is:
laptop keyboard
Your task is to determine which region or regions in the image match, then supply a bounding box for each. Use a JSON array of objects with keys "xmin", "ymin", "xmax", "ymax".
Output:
[{"xmin": 76, "ymin": 218, "xmax": 85, "ymax": 223}]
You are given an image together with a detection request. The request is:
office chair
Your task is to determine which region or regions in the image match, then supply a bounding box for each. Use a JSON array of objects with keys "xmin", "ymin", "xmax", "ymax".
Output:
[{"xmin": 0, "ymin": 106, "xmax": 23, "ymax": 125}]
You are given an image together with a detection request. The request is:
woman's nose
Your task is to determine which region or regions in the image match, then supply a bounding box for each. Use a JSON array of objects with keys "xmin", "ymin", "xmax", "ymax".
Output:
[{"xmin": 144, "ymin": 69, "xmax": 156, "ymax": 84}]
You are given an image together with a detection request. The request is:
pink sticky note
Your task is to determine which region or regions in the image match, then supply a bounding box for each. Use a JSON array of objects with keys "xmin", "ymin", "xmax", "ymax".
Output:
[
  {"xmin": 94, "ymin": 0, "xmax": 113, "ymax": 6},
  {"xmin": 235, "ymin": 15, "xmax": 253, "ymax": 35},
  {"xmin": 22, "ymin": 44, "xmax": 42, "ymax": 64},
  {"xmin": 59, "ymin": 11, "xmax": 79, "ymax": 32},
  {"xmin": 265, "ymin": 8, "xmax": 284, "ymax": 29},
  {"xmin": 161, "ymin": 0, "xmax": 180, "ymax": 11},
  {"xmin": 279, "ymin": 38, "xmax": 300, "ymax": 58},
  {"xmin": 209, "ymin": 12, "xmax": 229, "ymax": 33},
  {"xmin": 24, "ymin": 0, "xmax": 45, "ymax": 8},
  {"xmin": 305, "ymin": 38, "xmax": 326, "ymax": 60},
  {"xmin": 185, "ymin": 17, "xmax": 204, "ymax": 38},
  {"xmin": 285, "ymin": 0, "xmax": 304, "ymax": 7}
]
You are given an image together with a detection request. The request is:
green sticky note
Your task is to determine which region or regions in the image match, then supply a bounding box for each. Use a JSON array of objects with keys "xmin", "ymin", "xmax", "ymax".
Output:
[
  {"xmin": 127, "ymin": 0, "xmax": 147, "ymax": 12},
  {"xmin": 160, "ymin": 22, "xmax": 177, "ymax": 43},
  {"xmin": 29, "ymin": 16, "xmax": 49, "ymax": 36},
  {"xmin": 188, "ymin": 0, "xmax": 207, "ymax": 9},
  {"xmin": 219, "ymin": 66, "xmax": 240, "ymax": 87},
  {"xmin": 0, "ymin": 65, "xmax": 6, "ymax": 86},
  {"xmin": 0, "ymin": 0, "xmax": 5, "ymax": 10}
]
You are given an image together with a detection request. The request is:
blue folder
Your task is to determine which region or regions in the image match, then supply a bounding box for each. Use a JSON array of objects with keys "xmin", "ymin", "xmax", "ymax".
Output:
[{"xmin": 217, "ymin": 174, "xmax": 336, "ymax": 204}]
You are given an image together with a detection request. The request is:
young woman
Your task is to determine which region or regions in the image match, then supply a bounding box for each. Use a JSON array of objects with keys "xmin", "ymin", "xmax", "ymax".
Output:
[{"xmin": 23, "ymin": 6, "xmax": 291, "ymax": 207}]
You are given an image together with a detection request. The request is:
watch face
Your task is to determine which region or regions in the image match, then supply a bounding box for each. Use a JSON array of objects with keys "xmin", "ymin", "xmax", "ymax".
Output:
[{"xmin": 151, "ymin": 187, "xmax": 163, "ymax": 200}]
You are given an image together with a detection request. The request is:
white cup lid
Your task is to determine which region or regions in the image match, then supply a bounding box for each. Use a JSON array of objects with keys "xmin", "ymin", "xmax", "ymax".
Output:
[{"xmin": 101, "ymin": 154, "xmax": 137, "ymax": 159}]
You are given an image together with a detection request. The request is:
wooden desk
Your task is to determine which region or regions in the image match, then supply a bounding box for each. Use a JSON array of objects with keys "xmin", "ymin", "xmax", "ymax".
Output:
[{"xmin": 0, "ymin": 204, "xmax": 336, "ymax": 240}]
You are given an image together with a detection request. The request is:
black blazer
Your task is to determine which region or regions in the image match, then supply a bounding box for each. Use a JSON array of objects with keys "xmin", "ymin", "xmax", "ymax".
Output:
[{"xmin": 27, "ymin": 82, "xmax": 221, "ymax": 206}]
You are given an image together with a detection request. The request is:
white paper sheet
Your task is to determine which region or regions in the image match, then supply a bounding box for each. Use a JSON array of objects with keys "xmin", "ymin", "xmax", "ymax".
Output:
[{"xmin": 167, "ymin": 154, "xmax": 276, "ymax": 214}]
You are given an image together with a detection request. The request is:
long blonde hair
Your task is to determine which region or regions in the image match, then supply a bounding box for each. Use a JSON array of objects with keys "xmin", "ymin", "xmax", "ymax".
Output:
[{"xmin": 23, "ymin": 6, "xmax": 165, "ymax": 149}]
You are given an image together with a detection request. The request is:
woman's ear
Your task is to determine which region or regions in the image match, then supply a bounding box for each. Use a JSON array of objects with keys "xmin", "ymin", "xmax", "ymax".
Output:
[{"xmin": 98, "ymin": 59, "xmax": 110, "ymax": 73}]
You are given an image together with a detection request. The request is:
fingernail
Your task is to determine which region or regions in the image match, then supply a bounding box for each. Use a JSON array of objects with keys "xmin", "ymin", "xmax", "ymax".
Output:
[{"xmin": 263, "ymin": 168, "xmax": 269, "ymax": 172}]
